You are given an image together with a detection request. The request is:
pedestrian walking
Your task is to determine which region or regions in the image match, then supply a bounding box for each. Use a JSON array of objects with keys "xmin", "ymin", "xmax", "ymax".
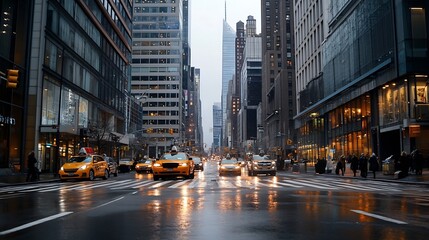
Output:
[
  {"xmin": 26, "ymin": 151, "xmax": 38, "ymax": 182},
  {"xmin": 368, "ymin": 153, "xmax": 379, "ymax": 179},
  {"xmin": 412, "ymin": 149, "xmax": 423, "ymax": 175},
  {"xmin": 341, "ymin": 155, "xmax": 346, "ymax": 175},
  {"xmin": 350, "ymin": 154, "xmax": 359, "ymax": 177},
  {"xmin": 359, "ymin": 153, "xmax": 368, "ymax": 178},
  {"xmin": 399, "ymin": 151, "xmax": 410, "ymax": 178}
]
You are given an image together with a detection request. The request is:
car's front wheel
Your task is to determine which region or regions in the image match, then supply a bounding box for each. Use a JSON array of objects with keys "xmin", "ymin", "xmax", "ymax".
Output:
[
  {"xmin": 103, "ymin": 169, "xmax": 109, "ymax": 180},
  {"xmin": 89, "ymin": 170, "xmax": 95, "ymax": 181},
  {"xmin": 153, "ymin": 175, "xmax": 160, "ymax": 181}
]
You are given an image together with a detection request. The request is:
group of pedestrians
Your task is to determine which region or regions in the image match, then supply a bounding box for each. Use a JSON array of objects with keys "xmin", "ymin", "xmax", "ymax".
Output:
[
  {"xmin": 334, "ymin": 149, "xmax": 424, "ymax": 180},
  {"xmin": 348, "ymin": 153, "xmax": 379, "ymax": 179},
  {"xmin": 393, "ymin": 149, "xmax": 424, "ymax": 177}
]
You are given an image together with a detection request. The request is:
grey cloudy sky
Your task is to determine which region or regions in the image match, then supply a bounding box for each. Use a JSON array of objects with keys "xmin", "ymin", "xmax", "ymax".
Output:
[{"xmin": 190, "ymin": 0, "xmax": 261, "ymax": 148}]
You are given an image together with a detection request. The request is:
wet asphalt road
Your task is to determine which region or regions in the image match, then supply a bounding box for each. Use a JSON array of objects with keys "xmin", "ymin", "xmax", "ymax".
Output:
[{"xmin": 1, "ymin": 161, "xmax": 428, "ymax": 240}]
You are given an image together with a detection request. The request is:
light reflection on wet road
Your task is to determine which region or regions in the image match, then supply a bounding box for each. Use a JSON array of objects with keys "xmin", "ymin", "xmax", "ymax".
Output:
[{"xmin": 0, "ymin": 160, "xmax": 428, "ymax": 239}]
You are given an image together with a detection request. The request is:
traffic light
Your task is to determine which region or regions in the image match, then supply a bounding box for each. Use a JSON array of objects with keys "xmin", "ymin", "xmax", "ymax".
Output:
[{"xmin": 6, "ymin": 69, "xmax": 19, "ymax": 88}]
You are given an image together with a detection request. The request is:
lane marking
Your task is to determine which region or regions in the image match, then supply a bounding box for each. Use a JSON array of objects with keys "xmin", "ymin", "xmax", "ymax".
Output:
[
  {"xmin": 351, "ymin": 210, "xmax": 407, "ymax": 224},
  {"xmin": 0, "ymin": 212, "xmax": 73, "ymax": 236},
  {"xmin": 93, "ymin": 197, "xmax": 125, "ymax": 209}
]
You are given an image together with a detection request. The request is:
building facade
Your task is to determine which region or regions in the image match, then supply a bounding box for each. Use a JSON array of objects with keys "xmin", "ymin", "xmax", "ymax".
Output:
[
  {"xmin": 295, "ymin": 0, "xmax": 429, "ymax": 164},
  {"xmin": 0, "ymin": 0, "xmax": 34, "ymax": 173},
  {"xmin": 261, "ymin": 0, "xmax": 296, "ymax": 157},
  {"xmin": 27, "ymin": 0, "xmax": 133, "ymax": 173},
  {"xmin": 238, "ymin": 18, "xmax": 262, "ymax": 153},
  {"xmin": 131, "ymin": 0, "xmax": 186, "ymax": 158},
  {"xmin": 212, "ymin": 102, "xmax": 222, "ymax": 154},
  {"xmin": 221, "ymin": 18, "xmax": 236, "ymax": 147}
]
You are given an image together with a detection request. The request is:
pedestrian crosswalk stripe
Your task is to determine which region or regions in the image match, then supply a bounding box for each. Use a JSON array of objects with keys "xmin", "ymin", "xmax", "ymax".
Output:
[
  {"xmin": 149, "ymin": 180, "xmax": 173, "ymax": 189},
  {"xmin": 283, "ymin": 179, "xmax": 338, "ymax": 189},
  {"xmin": 266, "ymin": 180, "xmax": 302, "ymax": 188},
  {"xmin": 217, "ymin": 180, "xmax": 236, "ymax": 188},
  {"xmin": 169, "ymin": 180, "xmax": 192, "ymax": 188}
]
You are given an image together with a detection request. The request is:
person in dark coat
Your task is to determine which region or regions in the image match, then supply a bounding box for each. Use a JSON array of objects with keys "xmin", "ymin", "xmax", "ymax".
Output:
[
  {"xmin": 26, "ymin": 151, "xmax": 38, "ymax": 182},
  {"xmin": 359, "ymin": 153, "xmax": 368, "ymax": 178},
  {"xmin": 412, "ymin": 149, "xmax": 423, "ymax": 175},
  {"xmin": 350, "ymin": 154, "xmax": 359, "ymax": 177},
  {"xmin": 368, "ymin": 153, "xmax": 379, "ymax": 179},
  {"xmin": 398, "ymin": 151, "xmax": 409, "ymax": 177}
]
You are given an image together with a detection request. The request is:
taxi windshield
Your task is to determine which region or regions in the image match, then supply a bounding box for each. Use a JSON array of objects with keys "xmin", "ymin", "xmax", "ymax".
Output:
[
  {"xmin": 144, "ymin": 160, "xmax": 152, "ymax": 164},
  {"xmin": 221, "ymin": 159, "xmax": 238, "ymax": 164},
  {"xmin": 162, "ymin": 153, "xmax": 188, "ymax": 160},
  {"xmin": 252, "ymin": 155, "xmax": 271, "ymax": 160},
  {"xmin": 67, "ymin": 156, "xmax": 91, "ymax": 163}
]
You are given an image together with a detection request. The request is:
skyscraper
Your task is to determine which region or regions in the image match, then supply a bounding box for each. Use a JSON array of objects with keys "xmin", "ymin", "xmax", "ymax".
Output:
[
  {"xmin": 222, "ymin": 16, "xmax": 236, "ymax": 147},
  {"xmin": 132, "ymin": 0, "xmax": 186, "ymax": 158}
]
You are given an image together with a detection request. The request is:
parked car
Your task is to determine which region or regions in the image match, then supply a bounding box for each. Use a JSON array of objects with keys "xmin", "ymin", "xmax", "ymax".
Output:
[
  {"xmin": 152, "ymin": 146, "xmax": 195, "ymax": 181},
  {"xmin": 135, "ymin": 159, "xmax": 154, "ymax": 173},
  {"xmin": 119, "ymin": 158, "xmax": 135, "ymax": 172},
  {"xmin": 104, "ymin": 156, "xmax": 118, "ymax": 177},
  {"xmin": 59, "ymin": 147, "xmax": 109, "ymax": 181},
  {"xmin": 218, "ymin": 155, "xmax": 241, "ymax": 176},
  {"xmin": 192, "ymin": 156, "xmax": 204, "ymax": 171},
  {"xmin": 247, "ymin": 153, "xmax": 276, "ymax": 176}
]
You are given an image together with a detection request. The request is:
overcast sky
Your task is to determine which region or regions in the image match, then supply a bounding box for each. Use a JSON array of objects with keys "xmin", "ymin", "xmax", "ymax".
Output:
[{"xmin": 190, "ymin": 0, "xmax": 261, "ymax": 148}]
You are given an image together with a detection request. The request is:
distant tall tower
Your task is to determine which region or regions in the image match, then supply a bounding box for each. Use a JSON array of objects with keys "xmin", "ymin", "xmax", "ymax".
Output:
[
  {"xmin": 246, "ymin": 15, "xmax": 257, "ymax": 37},
  {"xmin": 222, "ymin": 6, "xmax": 236, "ymax": 147}
]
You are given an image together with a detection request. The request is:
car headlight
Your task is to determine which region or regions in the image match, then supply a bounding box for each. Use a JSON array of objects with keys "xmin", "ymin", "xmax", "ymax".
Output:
[
  {"xmin": 220, "ymin": 166, "xmax": 226, "ymax": 169},
  {"xmin": 235, "ymin": 166, "xmax": 240, "ymax": 169},
  {"xmin": 153, "ymin": 163, "xmax": 161, "ymax": 167},
  {"xmin": 60, "ymin": 167, "xmax": 64, "ymax": 171},
  {"xmin": 272, "ymin": 161, "xmax": 276, "ymax": 165},
  {"xmin": 181, "ymin": 163, "xmax": 188, "ymax": 167},
  {"xmin": 79, "ymin": 165, "xmax": 88, "ymax": 170},
  {"xmin": 198, "ymin": 163, "xmax": 202, "ymax": 165}
]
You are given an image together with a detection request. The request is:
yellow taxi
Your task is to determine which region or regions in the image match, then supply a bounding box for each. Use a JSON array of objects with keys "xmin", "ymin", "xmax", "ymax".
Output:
[
  {"xmin": 59, "ymin": 147, "xmax": 109, "ymax": 181},
  {"xmin": 152, "ymin": 146, "xmax": 195, "ymax": 181},
  {"xmin": 135, "ymin": 159, "xmax": 154, "ymax": 174}
]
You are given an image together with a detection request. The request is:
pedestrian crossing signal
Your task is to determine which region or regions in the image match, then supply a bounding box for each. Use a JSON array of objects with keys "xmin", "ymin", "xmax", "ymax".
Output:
[
  {"xmin": 169, "ymin": 128, "xmax": 174, "ymax": 135},
  {"xmin": 6, "ymin": 69, "xmax": 19, "ymax": 88}
]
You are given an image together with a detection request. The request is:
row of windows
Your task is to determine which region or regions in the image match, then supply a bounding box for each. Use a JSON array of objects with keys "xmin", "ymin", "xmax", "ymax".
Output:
[
  {"xmin": 144, "ymin": 111, "xmax": 179, "ymax": 116},
  {"xmin": 134, "ymin": 7, "xmax": 177, "ymax": 14},
  {"xmin": 131, "ymin": 75, "xmax": 177, "ymax": 81},
  {"xmin": 132, "ymin": 58, "xmax": 180, "ymax": 64},
  {"xmin": 131, "ymin": 67, "xmax": 179, "ymax": 73},
  {"xmin": 135, "ymin": 0, "xmax": 177, "ymax": 4},
  {"xmin": 132, "ymin": 49, "xmax": 181, "ymax": 55},
  {"xmin": 133, "ymin": 32, "xmax": 180, "ymax": 39},
  {"xmin": 133, "ymin": 21, "xmax": 180, "ymax": 30},
  {"xmin": 133, "ymin": 40, "xmax": 180, "ymax": 47},
  {"xmin": 131, "ymin": 84, "xmax": 179, "ymax": 90}
]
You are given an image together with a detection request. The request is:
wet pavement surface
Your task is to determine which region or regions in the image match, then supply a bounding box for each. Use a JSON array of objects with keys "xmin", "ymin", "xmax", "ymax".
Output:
[{"xmin": 1, "ymin": 164, "xmax": 428, "ymax": 187}]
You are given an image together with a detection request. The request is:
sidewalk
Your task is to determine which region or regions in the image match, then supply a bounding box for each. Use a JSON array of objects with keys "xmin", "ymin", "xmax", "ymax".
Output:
[
  {"xmin": 0, "ymin": 172, "xmax": 60, "ymax": 187},
  {"xmin": 284, "ymin": 164, "xmax": 429, "ymax": 186}
]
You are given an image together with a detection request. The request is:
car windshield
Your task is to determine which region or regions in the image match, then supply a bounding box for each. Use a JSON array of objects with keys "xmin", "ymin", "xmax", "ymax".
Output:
[
  {"xmin": 221, "ymin": 159, "xmax": 238, "ymax": 164},
  {"xmin": 192, "ymin": 157, "xmax": 201, "ymax": 163},
  {"xmin": 252, "ymin": 155, "xmax": 271, "ymax": 160},
  {"xmin": 67, "ymin": 156, "xmax": 91, "ymax": 163},
  {"xmin": 144, "ymin": 160, "xmax": 152, "ymax": 164},
  {"xmin": 120, "ymin": 159, "xmax": 131, "ymax": 162},
  {"xmin": 162, "ymin": 153, "xmax": 188, "ymax": 160}
]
